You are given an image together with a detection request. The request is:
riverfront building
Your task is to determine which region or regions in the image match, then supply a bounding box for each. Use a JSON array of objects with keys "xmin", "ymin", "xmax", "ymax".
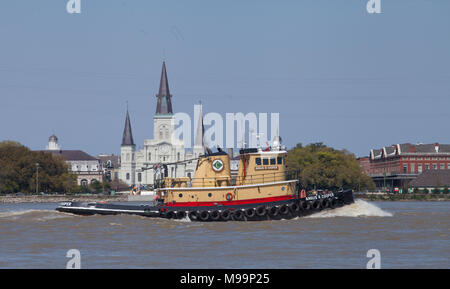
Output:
[
  {"xmin": 44, "ymin": 135, "xmax": 103, "ymax": 186},
  {"xmin": 119, "ymin": 62, "xmax": 203, "ymax": 187},
  {"xmin": 359, "ymin": 143, "xmax": 450, "ymax": 191}
]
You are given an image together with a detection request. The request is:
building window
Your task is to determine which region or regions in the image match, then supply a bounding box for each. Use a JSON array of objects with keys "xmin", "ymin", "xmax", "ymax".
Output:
[
  {"xmin": 432, "ymin": 164, "xmax": 437, "ymax": 170},
  {"xmin": 148, "ymin": 153, "xmax": 151, "ymax": 161},
  {"xmin": 417, "ymin": 157, "xmax": 422, "ymax": 160},
  {"xmin": 91, "ymin": 179, "xmax": 98, "ymax": 185},
  {"xmin": 126, "ymin": 173, "xmax": 130, "ymax": 180},
  {"xmin": 410, "ymin": 164, "xmax": 415, "ymax": 173},
  {"xmin": 410, "ymin": 157, "xmax": 415, "ymax": 160},
  {"xmin": 403, "ymin": 164, "xmax": 407, "ymax": 173},
  {"xmin": 114, "ymin": 172, "xmax": 118, "ymax": 179},
  {"xmin": 138, "ymin": 173, "xmax": 142, "ymax": 182},
  {"xmin": 418, "ymin": 164, "xmax": 422, "ymax": 173},
  {"xmin": 126, "ymin": 153, "xmax": 130, "ymax": 161},
  {"xmin": 80, "ymin": 179, "xmax": 88, "ymax": 186},
  {"xmin": 255, "ymin": 158, "xmax": 261, "ymax": 165},
  {"xmin": 448, "ymin": 164, "xmax": 450, "ymax": 169},
  {"xmin": 440, "ymin": 164, "xmax": 445, "ymax": 170},
  {"xmin": 426, "ymin": 164, "xmax": 430, "ymax": 170},
  {"xmin": 177, "ymin": 152, "xmax": 180, "ymax": 161}
]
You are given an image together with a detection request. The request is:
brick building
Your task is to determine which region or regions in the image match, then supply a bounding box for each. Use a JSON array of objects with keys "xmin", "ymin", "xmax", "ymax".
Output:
[{"xmin": 359, "ymin": 143, "xmax": 450, "ymax": 191}]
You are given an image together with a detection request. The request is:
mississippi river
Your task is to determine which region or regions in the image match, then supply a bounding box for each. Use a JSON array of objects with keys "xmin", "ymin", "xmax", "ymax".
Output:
[{"xmin": 0, "ymin": 200, "xmax": 448, "ymax": 268}]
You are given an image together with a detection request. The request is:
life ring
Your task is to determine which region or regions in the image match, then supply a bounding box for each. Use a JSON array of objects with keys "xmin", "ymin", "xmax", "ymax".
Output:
[{"xmin": 225, "ymin": 192, "xmax": 233, "ymax": 201}]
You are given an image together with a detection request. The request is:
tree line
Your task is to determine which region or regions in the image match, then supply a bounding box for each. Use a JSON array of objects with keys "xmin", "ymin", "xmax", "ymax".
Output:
[{"xmin": 0, "ymin": 141, "xmax": 77, "ymax": 194}]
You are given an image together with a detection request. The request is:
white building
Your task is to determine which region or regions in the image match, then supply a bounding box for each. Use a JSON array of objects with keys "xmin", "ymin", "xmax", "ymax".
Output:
[
  {"xmin": 120, "ymin": 61, "xmax": 203, "ymax": 187},
  {"xmin": 44, "ymin": 135, "xmax": 103, "ymax": 186}
]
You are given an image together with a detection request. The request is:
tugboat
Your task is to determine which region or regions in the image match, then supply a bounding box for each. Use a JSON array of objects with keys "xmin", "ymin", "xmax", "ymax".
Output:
[{"xmin": 56, "ymin": 137, "xmax": 354, "ymax": 221}]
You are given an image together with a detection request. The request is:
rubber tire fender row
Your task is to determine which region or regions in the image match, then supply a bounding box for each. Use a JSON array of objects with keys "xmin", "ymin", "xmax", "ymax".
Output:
[
  {"xmin": 279, "ymin": 205, "xmax": 290, "ymax": 215},
  {"xmin": 245, "ymin": 208, "xmax": 256, "ymax": 218},
  {"xmin": 199, "ymin": 210, "xmax": 210, "ymax": 221},
  {"xmin": 232, "ymin": 209, "xmax": 244, "ymax": 221},
  {"xmin": 220, "ymin": 210, "xmax": 231, "ymax": 221},
  {"xmin": 210, "ymin": 210, "xmax": 221, "ymax": 221},
  {"xmin": 188, "ymin": 211, "xmax": 198, "ymax": 221},
  {"xmin": 268, "ymin": 206, "xmax": 279, "ymax": 217},
  {"xmin": 255, "ymin": 206, "xmax": 267, "ymax": 217}
]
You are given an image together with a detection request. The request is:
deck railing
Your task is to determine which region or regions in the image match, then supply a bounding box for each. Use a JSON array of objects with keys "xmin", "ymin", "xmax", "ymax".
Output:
[{"xmin": 155, "ymin": 170, "xmax": 299, "ymax": 189}]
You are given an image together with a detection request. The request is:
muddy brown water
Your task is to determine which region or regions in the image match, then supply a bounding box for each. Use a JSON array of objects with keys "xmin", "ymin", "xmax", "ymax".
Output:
[{"xmin": 0, "ymin": 200, "xmax": 448, "ymax": 268}]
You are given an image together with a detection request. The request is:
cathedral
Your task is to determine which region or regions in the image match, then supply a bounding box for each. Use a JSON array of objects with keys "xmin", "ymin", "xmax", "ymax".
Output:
[{"xmin": 119, "ymin": 61, "xmax": 203, "ymax": 187}]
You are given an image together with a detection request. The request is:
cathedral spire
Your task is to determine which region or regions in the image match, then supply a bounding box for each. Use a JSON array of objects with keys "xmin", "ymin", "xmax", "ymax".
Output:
[
  {"xmin": 156, "ymin": 61, "xmax": 173, "ymax": 115},
  {"xmin": 122, "ymin": 109, "xmax": 135, "ymax": 146}
]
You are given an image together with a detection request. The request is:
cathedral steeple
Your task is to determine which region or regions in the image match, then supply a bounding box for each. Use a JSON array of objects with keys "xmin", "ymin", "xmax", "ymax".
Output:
[
  {"xmin": 156, "ymin": 61, "xmax": 173, "ymax": 115},
  {"xmin": 121, "ymin": 109, "xmax": 135, "ymax": 146}
]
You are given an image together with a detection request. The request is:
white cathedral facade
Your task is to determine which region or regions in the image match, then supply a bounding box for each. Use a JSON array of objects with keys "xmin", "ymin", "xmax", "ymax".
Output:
[{"xmin": 119, "ymin": 62, "xmax": 203, "ymax": 187}]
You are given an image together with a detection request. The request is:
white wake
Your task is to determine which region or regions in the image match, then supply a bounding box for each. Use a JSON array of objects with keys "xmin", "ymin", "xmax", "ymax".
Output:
[{"xmin": 306, "ymin": 199, "xmax": 393, "ymax": 218}]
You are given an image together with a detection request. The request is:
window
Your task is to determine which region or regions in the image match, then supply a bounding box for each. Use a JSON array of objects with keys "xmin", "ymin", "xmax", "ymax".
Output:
[
  {"xmin": 148, "ymin": 153, "xmax": 151, "ymax": 161},
  {"xmin": 80, "ymin": 179, "xmax": 88, "ymax": 186},
  {"xmin": 126, "ymin": 153, "xmax": 130, "ymax": 161},
  {"xmin": 255, "ymin": 158, "xmax": 261, "ymax": 165},
  {"xmin": 410, "ymin": 163, "xmax": 415, "ymax": 173},
  {"xmin": 410, "ymin": 157, "xmax": 416, "ymax": 160},
  {"xmin": 177, "ymin": 152, "xmax": 180, "ymax": 161},
  {"xmin": 114, "ymin": 172, "xmax": 118, "ymax": 179},
  {"xmin": 270, "ymin": 158, "xmax": 276, "ymax": 165},
  {"xmin": 138, "ymin": 173, "xmax": 142, "ymax": 182},
  {"xmin": 418, "ymin": 164, "xmax": 422, "ymax": 173},
  {"xmin": 263, "ymin": 158, "xmax": 269, "ymax": 165},
  {"xmin": 426, "ymin": 164, "xmax": 430, "ymax": 170},
  {"xmin": 417, "ymin": 157, "xmax": 422, "ymax": 160},
  {"xmin": 126, "ymin": 173, "xmax": 130, "ymax": 180},
  {"xmin": 277, "ymin": 157, "xmax": 283, "ymax": 165},
  {"xmin": 440, "ymin": 164, "xmax": 445, "ymax": 170},
  {"xmin": 403, "ymin": 164, "xmax": 407, "ymax": 173},
  {"xmin": 433, "ymin": 164, "xmax": 437, "ymax": 170}
]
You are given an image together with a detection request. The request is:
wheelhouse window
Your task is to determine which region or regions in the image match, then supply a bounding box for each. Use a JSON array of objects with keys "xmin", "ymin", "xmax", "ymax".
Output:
[
  {"xmin": 270, "ymin": 158, "xmax": 276, "ymax": 165},
  {"xmin": 277, "ymin": 157, "xmax": 283, "ymax": 165},
  {"xmin": 263, "ymin": 158, "xmax": 269, "ymax": 165},
  {"xmin": 255, "ymin": 158, "xmax": 261, "ymax": 165}
]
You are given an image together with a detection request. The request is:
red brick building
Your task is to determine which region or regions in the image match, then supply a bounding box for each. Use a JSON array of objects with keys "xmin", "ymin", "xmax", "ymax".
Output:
[{"xmin": 359, "ymin": 143, "xmax": 450, "ymax": 191}]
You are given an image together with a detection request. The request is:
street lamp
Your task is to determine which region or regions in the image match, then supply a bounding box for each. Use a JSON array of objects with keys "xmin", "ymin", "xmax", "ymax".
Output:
[{"xmin": 35, "ymin": 163, "xmax": 39, "ymax": 194}]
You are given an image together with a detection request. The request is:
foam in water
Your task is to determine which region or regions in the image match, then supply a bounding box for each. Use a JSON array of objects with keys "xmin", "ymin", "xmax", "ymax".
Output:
[
  {"xmin": 306, "ymin": 199, "xmax": 393, "ymax": 218},
  {"xmin": 0, "ymin": 209, "xmax": 75, "ymax": 221}
]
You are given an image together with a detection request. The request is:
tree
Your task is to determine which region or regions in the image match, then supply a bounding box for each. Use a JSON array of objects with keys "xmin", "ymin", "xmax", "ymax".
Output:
[
  {"xmin": 286, "ymin": 143, "xmax": 375, "ymax": 191},
  {"xmin": 0, "ymin": 141, "xmax": 77, "ymax": 194}
]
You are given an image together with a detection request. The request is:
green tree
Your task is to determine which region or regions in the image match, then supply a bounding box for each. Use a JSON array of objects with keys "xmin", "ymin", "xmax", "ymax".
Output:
[
  {"xmin": 0, "ymin": 141, "xmax": 77, "ymax": 194},
  {"xmin": 286, "ymin": 143, "xmax": 375, "ymax": 191},
  {"xmin": 90, "ymin": 180, "xmax": 103, "ymax": 194}
]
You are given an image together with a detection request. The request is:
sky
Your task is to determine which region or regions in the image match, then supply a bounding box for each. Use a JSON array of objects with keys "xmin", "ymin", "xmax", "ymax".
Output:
[{"xmin": 0, "ymin": 0, "xmax": 449, "ymax": 157}]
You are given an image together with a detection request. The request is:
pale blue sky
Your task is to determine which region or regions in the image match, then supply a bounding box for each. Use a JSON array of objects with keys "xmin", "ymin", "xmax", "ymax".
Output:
[{"xmin": 0, "ymin": 0, "xmax": 449, "ymax": 157}]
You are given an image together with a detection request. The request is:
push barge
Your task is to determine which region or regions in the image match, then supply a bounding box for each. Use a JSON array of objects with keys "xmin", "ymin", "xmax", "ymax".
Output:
[{"xmin": 56, "ymin": 138, "xmax": 354, "ymax": 221}]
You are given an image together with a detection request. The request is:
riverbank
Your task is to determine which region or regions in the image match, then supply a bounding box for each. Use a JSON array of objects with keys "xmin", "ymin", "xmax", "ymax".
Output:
[
  {"xmin": 355, "ymin": 193, "xmax": 450, "ymax": 202},
  {"xmin": 0, "ymin": 194, "xmax": 128, "ymax": 204}
]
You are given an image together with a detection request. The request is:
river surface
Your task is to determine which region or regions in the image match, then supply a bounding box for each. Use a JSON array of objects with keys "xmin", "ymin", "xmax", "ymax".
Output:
[{"xmin": 0, "ymin": 200, "xmax": 448, "ymax": 268}]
